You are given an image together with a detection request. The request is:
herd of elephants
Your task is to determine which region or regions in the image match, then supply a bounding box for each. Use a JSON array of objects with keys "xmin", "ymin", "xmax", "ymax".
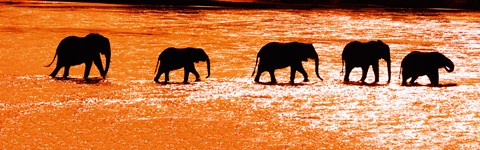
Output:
[{"xmin": 45, "ymin": 33, "xmax": 455, "ymax": 86}]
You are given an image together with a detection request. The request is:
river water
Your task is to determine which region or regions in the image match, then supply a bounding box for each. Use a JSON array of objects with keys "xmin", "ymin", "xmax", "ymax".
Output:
[{"xmin": 1, "ymin": 1, "xmax": 480, "ymax": 149}]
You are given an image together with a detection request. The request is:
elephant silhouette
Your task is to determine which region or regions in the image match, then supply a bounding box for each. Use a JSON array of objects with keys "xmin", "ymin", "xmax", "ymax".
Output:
[
  {"xmin": 341, "ymin": 40, "xmax": 391, "ymax": 84},
  {"xmin": 46, "ymin": 33, "xmax": 111, "ymax": 80},
  {"xmin": 252, "ymin": 42, "xmax": 323, "ymax": 84},
  {"xmin": 153, "ymin": 47, "xmax": 211, "ymax": 84},
  {"xmin": 400, "ymin": 51, "xmax": 454, "ymax": 86}
]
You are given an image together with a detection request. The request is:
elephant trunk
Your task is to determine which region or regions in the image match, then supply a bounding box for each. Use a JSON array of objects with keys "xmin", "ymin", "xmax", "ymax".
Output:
[
  {"xmin": 206, "ymin": 58, "xmax": 210, "ymax": 78},
  {"xmin": 314, "ymin": 57, "xmax": 323, "ymax": 81},
  {"xmin": 386, "ymin": 58, "xmax": 391, "ymax": 83},
  {"xmin": 445, "ymin": 60, "xmax": 454, "ymax": 72}
]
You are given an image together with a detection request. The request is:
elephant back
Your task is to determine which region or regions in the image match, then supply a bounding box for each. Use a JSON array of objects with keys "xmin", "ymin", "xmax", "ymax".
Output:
[
  {"xmin": 403, "ymin": 51, "xmax": 453, "ymax": 69},
  {"xmin": 159, "ymin": 47, "xmax": 209, "ymax": 67},
  {"xmin": 402, "ymin": 51, "xmax": 440, "ymax": 67},
  {"xmin": 56, "ymin": 36, "xmax": 92, "ymax": 65},
  {"xmin": 57, "ymin": 36, "xmax": 83, "ymax": 55},
  {"xmin": 161, "ymin": 48, "xmax": 188, "ymax": 61},
  {"xmin": 342, "ymin": 40, "xmax": 390, "ymax": 62},
  {"xmin": 342, "ymin": 41, "xmax": 364, "ymax": 61},
  {"xmin": 258, "ymin": 42, "xmax": 280, "ymax": 57},
  {"xmin": 258, "ymin": 42, "xmax": 312, "ymax": 61}
]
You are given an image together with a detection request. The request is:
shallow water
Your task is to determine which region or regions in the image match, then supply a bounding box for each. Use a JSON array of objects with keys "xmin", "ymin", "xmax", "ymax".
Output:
[{"xmin": 1, "ymin": 1, "xmax": 480, "ymax": 149}]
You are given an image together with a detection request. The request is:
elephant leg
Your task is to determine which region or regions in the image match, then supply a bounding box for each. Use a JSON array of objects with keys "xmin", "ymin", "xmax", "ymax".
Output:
[
  {"xmin": 401, "ymin": 73, "xmax": 409, "ymax": 85},
  {"xmin": 164, "ymin": 71, "xmax": 170, "ymax": 82},
  {"xmin": 409, "ymin": 75, "xmax": 419, "ymax": 84},
  {"xmin": 427, "ymin": 71, "xmax": 439, "ymax": 86},
  {"xmin": 183, "ymin": 69, "xmax": 190, "ymax": 84},
  {"xmin": 360, "ymin": 66, "xmax": 370, "ymax": 83},
  {"xmin": 93, "ymin": 56, "xmax": 105, "ymax": 78},
  {"xmin": 268, "ymin": 70, "xmax": 277, "ymax": 84},
  {"xmin": 154, "ymin": 69, "xmax": 164, "ymax": 83},
  {"xmin": 289, "ymin": 67, "xmax": 297, "ymax": 84},
  {"xmin": 296, "ymin": 64, "xmax": 309, "ymax": 82},
  {"xmin": 254, "ymin": 67, "xmax": 265, "ymax": 83},
  {"xmin": 343, "ymin": 64, "xmax": 354, "ymax": 83},
  {"xmin": 49, "ymin": 65, "xmax": 63, "ymax": 78},
  {"xmin": 185, "ymin": 64, "xmax": 200, "ymax": 82},
  {"xmin": 372, "ymin": 62, "xmax": 379, "ymax": 83},
  {"xmin": 191, "ymin": 68, "xmax": 201, "ymax": 82},
  {"xmin": 84, "ymin": 61, "xmax": 93, "ymax": 80},
  {"xmin": 63, "ymin": 65, "xmax": 71, "ymax": 79}
]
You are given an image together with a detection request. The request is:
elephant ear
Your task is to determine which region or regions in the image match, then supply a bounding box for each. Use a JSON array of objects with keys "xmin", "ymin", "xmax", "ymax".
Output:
[
  {"xmin": 100, "ymin": 36, "xmax": 111, "ymax": 55},
  {"xmin": 432, "ymin": 52, "xmax": 452, "ymax": 68},
  {"xmin": 305, "ymin": 43, "xmax": 317, "ymax": 60},
  {"xmin": 192, "ymin": 48, "xmax": 207, "ymax": 63},
  {"xmin": 294, "ymin": 43, "xmax": 313, "ymax": 61},
  {"xmin": 375, "ymin": 40, "xmax": 388, "ymax": 49},
  {"xmin": 85, "ymin": 33, "xmax": 109, "ymax": 54},
  {"xmin": 375, "ymin": 40, "xmax": 390, "ymax": 59}
]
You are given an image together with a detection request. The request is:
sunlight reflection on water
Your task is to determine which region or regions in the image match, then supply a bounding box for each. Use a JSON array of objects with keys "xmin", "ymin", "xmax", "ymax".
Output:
[{"xmin": 1, "ymin": 1, "xmax": 480, "ymax": 149}]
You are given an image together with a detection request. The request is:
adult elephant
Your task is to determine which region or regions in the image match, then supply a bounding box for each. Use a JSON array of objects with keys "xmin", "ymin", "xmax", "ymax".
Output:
[
  {"xmin": 46, "ymin": 33, "xmax": 111, "ymax": 80},
  {"xmin": 153, "ymin": 47, "xmax": 210, "ymax": 84},
  {"xmin": 251, "ymin": 42, "xmax": 323, "ymax": 84},
  {"xmin": 342, "ymin": 40, "xmax": 391, "ymax": 84},
  {"xmin": 400, "ymin": 51, "xmax": 454, "ymax": 86}
]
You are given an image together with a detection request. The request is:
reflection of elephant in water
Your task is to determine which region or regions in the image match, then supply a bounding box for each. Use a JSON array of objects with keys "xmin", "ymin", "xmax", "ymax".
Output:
[
  {"xmin": 252, "ymin": 42, "xmax": 323, "ymax": 84},
  {"xmin": 342, "ymin": 40, "xmax": 391, "ymax": 83},
  {"xmin": 400, "ymin": 51, "xmax": 454, "ymax": 86},
  {"xmin": 154, "ymin": 47, "xmax": 211, "ymax": 84},
  {"xmin": 46, "ymin": 33, "xmax": 111, "ymax": 79}
]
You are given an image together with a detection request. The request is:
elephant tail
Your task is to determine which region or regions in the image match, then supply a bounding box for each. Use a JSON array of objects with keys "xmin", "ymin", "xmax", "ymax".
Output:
[
  {"xmin": 340, "ymin": 59, "xmax": 344, "ymax": 76},
  {"xmin": 154, "ymin": 59, "xmax": 160, "ymax": 74},
  {"xmin": 251, "ymin": 54, "xmax": 259, "ymax": 77},
  {"xmin": 399, "ymin": 67, "xmax": 402, "ymax": 80},
  {"xmin": 44, "ymin": 52, "xmax": 57, "ymax": 67}
]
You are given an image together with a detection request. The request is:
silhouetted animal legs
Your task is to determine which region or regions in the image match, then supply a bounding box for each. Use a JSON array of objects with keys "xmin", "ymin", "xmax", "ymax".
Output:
[
  {"xmin": 254, "ymin": 66, "xmax": 265, "ymax": 82},
  {"xmin": 427, "ymin": 71, "xmax": 439, "ymax": 85},
  {"xmin": 183, "ymin": 64, "xmax": 200, "ymax": 83},
  {"xmin": 164, "ymin": 71, "xmax": 170, "ymax": 82},
  {"xmin": 409, "ymin": 75, "xmax": 419, "ymax": 84},
  {"xmin": 254, "ymin": 73, "xmax": 262, "ymax": 82},
  {"xmin": 190, "ymin": 68, "xmax": 201, "ymax": 81},
  {"xmin": 372, "ymin": 63, "xmax": 379, "ymax": 82},
  {"xmin": 289, "ymin": 67, "xmax": 297, "ymax": 84},
  {"xmin": 84, "ymin": 61, "xmax": 93, "ymax": 79},
  {"xmin": 343, "ymin": 64, "xmax": 354, "ymax": 83},
  {"xmin": 49, "ymin": 65, "xmax": 62, "ymax": 78},
  {"xmin": 94, "ymin": 58, "xmax": 105, "ymax": 77},
  {"xmin": 360, "ymin": 66, "xmax": 369, "ymax": 83},
  {"xmin": 268, "ymin": 70, "xmax": 276, "ymax": 83},
  {"xmin": 183, "ymin": 69, "xmax": 190, "ymax": 84},
  {"xmin": 63, "ymin": 66, "xmax": 71, "ymax": 79},
  {"xmin": 154, "ymin": 70, "xmax": 163, "ymax": 83},
  {"xmin": 296, "ymin": 64, "xmax": 309, "ymax": 82},
  {"xmin": 402, "ymin": 73, "xmax": 409, "ymax": 85}
]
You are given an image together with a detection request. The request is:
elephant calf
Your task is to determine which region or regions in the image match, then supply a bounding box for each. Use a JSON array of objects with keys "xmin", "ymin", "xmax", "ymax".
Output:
[
  {"xmin": 154, "ymin": 47, "xmax": 211, "ymax": 84},
  {"xmin": 341, "ymin": 40, "xmax": 391, "ymax": 84},
  {"xmin": 400, "ymin": 51, "xmax": 454, "ymax": 86},
  {"xmin": 252, "ymin": 42, "xmax": 323, "ymax": 84},
  {"xmin": 46, "ymin": 33, "xmax": 111, "ymax": 80}
]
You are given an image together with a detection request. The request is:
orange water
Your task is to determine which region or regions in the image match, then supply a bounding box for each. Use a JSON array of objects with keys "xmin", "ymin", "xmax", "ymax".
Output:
[{"xmin": 1, "ymin": 1, "xmax": 480, "ymax": 149}]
